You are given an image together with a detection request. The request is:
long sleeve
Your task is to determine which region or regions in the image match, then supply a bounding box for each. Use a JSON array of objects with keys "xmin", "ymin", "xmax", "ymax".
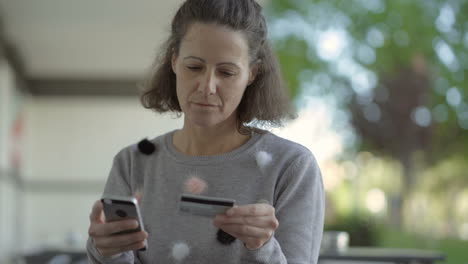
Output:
[
  {"xmin": 240, "ymin": 151, "xmax": 325, "ymax": 264},
  {"xmin": 86, "ymin": 131, "xmax": 324, "ymax": 263},
  {"xmin": 86, "ymin": 150, "xmax": 137, "ymax": 264},
  {"xmin": 86, "ymin": 239, "xmax": 135, "ymax": 264}
]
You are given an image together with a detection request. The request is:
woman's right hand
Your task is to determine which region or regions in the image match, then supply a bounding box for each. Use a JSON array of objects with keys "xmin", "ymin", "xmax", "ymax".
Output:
[{"xmin": 88, "ymin": 200, "xmax": 148, "ymax": 257}]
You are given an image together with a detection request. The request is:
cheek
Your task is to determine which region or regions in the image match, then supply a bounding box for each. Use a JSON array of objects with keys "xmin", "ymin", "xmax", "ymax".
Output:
[
  {"xmin": 175, "ymin": 72, "xmax": 196, "ymax": 95},
  {"xmin": 223, "ymin": 83, "xmax": 247, "ymax": 108},
  {"xmin": 175, "ymin": 79, "xmax": 189, "ymax": 108}
]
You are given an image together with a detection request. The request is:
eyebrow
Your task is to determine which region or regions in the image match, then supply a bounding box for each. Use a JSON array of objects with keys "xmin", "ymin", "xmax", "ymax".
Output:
[{"xmin": 183, "ymin": 56, "xmax": 241, "ymax": 69}]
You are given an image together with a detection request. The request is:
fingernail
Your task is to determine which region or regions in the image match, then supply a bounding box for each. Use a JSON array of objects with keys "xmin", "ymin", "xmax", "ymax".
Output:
[{"xmin": 226, "ymin": 209, "xmax": 233, "ymax": 216}]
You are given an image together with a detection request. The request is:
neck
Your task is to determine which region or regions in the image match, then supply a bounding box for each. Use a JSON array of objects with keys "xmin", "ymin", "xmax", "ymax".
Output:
[{"xmin": 173, "ymin": 120, "xmax": 250, "ymax": 156}]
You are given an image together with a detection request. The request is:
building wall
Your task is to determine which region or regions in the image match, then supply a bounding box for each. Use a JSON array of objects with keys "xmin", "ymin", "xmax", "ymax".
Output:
[
  {"xmin": 1, "ymin": 78, "xmax": 183, "ymax": 260},
  {"xmin": 0, "ymin": 59, "xmax": 23, "ymax": 262}
]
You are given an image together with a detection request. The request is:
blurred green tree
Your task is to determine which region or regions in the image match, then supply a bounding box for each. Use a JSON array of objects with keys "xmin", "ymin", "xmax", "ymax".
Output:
[
  {"xmin": 420, "ymin": 156, "xmax": 468, "ymax": 236},
  {"xmin": 266, "ymin": 0, "xmax": 468, "ymax": 227}
]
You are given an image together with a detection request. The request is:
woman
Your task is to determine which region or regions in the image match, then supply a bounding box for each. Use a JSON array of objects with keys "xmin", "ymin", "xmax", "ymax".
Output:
[{"xmin": 87, "ymin": 0, "xmax": 324, "ymax": 263}]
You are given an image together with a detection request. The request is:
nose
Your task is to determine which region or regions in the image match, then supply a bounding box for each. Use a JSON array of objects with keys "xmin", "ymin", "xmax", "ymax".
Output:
[{"xmin": 199, "ymin": 70, "xmax": 217, "ymax": 95}]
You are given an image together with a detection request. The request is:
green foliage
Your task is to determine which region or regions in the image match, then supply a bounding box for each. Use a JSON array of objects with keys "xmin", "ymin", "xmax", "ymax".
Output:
[
  {"xmin": 354, "ymin": 152, "xmax": 403, "ymax": 195},
  {"xmin": 274, "ymin": 37, "xmax": 314, "ymax": 99},
  {"xmin": 266, "ymin": 0, "xmax": 468, "ymax": 160},
  {"xmin": 326, "ymin": 154, "xmax": 468, "ymax": 239},
  {"xmin": 378, "ymin": 229, "xmax": 468, "ymax": 264},
  {"xmin": 420, "ymin": 155, "xmax": 468, "ymax": 195},
  {"xmin": 410, "ymin": 156, "xmax": 468, "ymax": 233},
  {"xmin": 325, "ymin": 212, "xmax": 382, "ymax": 246},
  {"xmin": 267, "ymin": 0, "xmax": 468, "ymax": 229}
]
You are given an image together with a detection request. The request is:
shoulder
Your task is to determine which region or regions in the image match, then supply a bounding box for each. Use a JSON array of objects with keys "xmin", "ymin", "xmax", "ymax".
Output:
[
  {"xmin": 252, "ymin": 130, "xmax": 320, "ymax": 177},
  {"xmin": 112, "ymin": 131, "xmax": 171, "ymax": 162},
  {"xmin": 257, "ymin": 130, "xmax": 314, "ymax": 161}
]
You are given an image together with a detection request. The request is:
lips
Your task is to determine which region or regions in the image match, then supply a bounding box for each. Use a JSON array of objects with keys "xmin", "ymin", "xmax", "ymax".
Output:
[{"xmin": 192, "ymin": 102, "xmax": 217, "ymax": 107}]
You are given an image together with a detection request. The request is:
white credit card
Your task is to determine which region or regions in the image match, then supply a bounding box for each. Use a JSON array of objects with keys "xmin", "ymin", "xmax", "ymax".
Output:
[{"xmin": 179, "ymin": 194, "xmax": 235, "ymax": 218}]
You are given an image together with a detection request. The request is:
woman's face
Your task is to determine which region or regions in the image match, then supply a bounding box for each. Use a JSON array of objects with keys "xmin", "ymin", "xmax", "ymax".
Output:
[{"xmin": 172, "ymin": 22, "xmax": 256, "ymax": 129}]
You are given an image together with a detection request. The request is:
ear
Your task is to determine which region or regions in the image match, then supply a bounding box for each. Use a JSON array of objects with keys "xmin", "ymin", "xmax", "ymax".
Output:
[
  {"xmin": 171, "ymin": 53, "xmax": 178, "ymax": 74},
  {"xmin": 247, "ymin": 61, "xmax": 260, "ymax": 86}
]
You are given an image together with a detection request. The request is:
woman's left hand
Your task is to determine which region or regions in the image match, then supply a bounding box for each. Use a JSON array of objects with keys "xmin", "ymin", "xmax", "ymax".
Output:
[{"xmin": 213, "ymin": 203, "xmax": 279, "ymax": 250}]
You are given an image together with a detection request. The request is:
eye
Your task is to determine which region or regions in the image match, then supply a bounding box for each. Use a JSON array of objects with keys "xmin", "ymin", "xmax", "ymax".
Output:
[
  {"xmin": 186, "ymin": 65, "xmax": 202, "ymax": 71},
  {"xmin": 219, "ymin": 70, "xmax": 236, "ymax": 77}
]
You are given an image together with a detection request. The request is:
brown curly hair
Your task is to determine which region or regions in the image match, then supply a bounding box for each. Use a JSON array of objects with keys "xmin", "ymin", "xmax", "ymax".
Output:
[{"xmin": 140, "ymin": 0, "xmax": 295, "ymax": 129}]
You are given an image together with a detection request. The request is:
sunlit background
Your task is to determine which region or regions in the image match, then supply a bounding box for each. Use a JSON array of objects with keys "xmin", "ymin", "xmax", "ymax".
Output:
[{"xmin": 0, "ymin": 0, "xmax": 467, "ymax": 263}]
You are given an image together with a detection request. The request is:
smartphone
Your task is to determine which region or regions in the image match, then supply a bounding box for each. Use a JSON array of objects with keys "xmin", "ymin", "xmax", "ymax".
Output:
[{"xmin": 101, "ymin": 195, "xmax": 147, "ymax": 250}]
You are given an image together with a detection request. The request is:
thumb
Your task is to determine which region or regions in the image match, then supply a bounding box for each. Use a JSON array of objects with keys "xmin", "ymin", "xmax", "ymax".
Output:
[
  {"xmin": 89, "ymin": 200, "xmax": 104, "ymax": 223},
  {"xmin": 134, "ymin": 190, "xmax": 144, "ymax": 205}
]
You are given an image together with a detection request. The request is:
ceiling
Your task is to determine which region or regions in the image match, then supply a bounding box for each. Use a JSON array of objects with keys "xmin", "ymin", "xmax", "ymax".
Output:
[
  {"xmin": 0, "ymin": 0, "xmax": 186, "ymax": 80},
  {"xmin": 0, "ymin": 0, "xmax": 269, "ymax": 83}
]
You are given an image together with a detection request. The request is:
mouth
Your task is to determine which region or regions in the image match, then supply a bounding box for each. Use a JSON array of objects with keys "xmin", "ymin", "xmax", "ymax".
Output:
[{"xmin": 192, "ymin": 102, "xmax": 217, "ymax": 107}]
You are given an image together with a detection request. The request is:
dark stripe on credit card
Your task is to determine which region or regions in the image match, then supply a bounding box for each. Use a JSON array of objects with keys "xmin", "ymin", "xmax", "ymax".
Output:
[{"xmin": 181, "ymin": 195, "xmax": 234, "ymax": 207}]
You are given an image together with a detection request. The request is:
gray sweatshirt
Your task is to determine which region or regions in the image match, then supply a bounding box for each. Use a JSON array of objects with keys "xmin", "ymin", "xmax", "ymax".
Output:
[{"xmin": 87, "ymin": 130, "xmax": 324, "ymax": 264}]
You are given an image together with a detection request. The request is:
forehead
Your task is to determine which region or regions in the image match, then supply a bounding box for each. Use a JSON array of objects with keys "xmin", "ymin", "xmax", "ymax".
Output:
[{"xmin": 179, "ymin": 23, "xmax": 250, "ymax": 64}]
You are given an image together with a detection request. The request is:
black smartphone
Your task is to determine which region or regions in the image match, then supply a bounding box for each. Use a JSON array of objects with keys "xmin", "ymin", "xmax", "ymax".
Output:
[{"xmin": 101, "ymin": 195, "xmax": 147, "ymax": 250}]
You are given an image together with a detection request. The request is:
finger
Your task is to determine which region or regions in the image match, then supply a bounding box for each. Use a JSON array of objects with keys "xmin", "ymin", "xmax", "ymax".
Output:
[
  {"xmin": 243, "ymin": 237, "xmax": 265, "ymax": 250},
  {"xmin": 225, "ymin": 204, "xmax": 274, "ymax": 217},
  {"xmin": 214, "ymin": 215, "xmax": 279, "ymax": 229},
  {"xmin": 94, "ymin": 231, "xmax": 147, "ymax": 249},
  {"xmin": 215, "ymin": 226, "xmax": 270, "ymax": 250},
  {"xmin": 217, "ymin": 224, "xmax": 273, "ymax": 239},
  {"xmin": 89, "ymin": 219, "xmax": 139, "ymax": 237},
  {"xmin": 98, "ymin": 240, "xmax": 147, "ymax": 257},
  {"xmin": 89, "ymin": 200, "xmax": 104, "ymax": 223}
]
